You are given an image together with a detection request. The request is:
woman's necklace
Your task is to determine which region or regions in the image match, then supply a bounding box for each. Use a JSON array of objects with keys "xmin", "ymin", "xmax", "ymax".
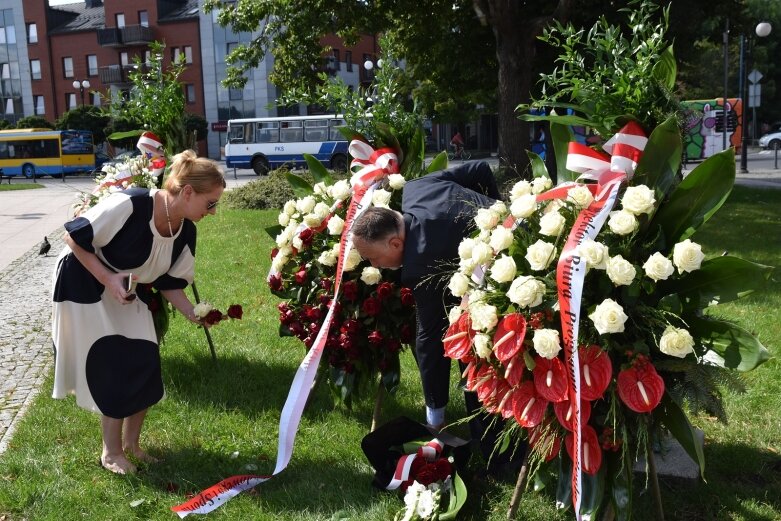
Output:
[{"xmin": 163, "ymin": 193, "xmax": 174, "ymax": 237}]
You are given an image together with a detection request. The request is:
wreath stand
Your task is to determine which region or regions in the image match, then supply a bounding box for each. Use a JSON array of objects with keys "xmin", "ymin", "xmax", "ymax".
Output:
[{"xmin": 191, "ymin": 281, "xmax": 217, "ymax": 362}]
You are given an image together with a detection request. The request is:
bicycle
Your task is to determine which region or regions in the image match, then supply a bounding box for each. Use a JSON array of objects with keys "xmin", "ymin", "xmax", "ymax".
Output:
[{"xmin": 447, "ymin": 143, "xmax": 472, "ymax": 161}]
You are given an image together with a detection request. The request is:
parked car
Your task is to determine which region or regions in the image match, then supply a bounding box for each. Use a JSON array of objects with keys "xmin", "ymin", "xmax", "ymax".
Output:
[
  {"xmin": 94, "ymin": 151, "xmax": 111, "ymax": 171},
  {"xmin": 102, "ymin": 150, "xmax": 142, "ymax": 168},
  {"xmin": 758, "ymin": 131, "xmax": 781, "ymax": 150}
]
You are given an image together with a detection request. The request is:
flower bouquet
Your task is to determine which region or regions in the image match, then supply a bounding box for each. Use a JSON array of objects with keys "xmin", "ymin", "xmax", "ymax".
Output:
[
  {"xmin": 193, "ymin": 302, "xmax": 244, "ymax": 325},
  {"xmin": 267, "ymin": 154, "xmax": 417, "ymax": 409},
  {"xmin": 442, "ymin": 117, "xmax": 772, "ymax": 517},
  {"xmin": 361, "ymin": 417, "xmax": 469, "ymax": 521}
]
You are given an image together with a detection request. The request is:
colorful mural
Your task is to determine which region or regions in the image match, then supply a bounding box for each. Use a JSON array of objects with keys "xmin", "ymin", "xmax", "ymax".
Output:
[{"xmin": 682, "ymin": 98, "xmax": 743, "ymax": 161}]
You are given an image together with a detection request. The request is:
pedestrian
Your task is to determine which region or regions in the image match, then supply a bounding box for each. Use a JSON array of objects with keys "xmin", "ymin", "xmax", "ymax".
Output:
[
  {"xmin": 51, "ymin": 150, "xmax": 225, "ymax": 474},
  {"xmin": 352, "ymin": 161, "xmax": 516, "ymax": 470}
]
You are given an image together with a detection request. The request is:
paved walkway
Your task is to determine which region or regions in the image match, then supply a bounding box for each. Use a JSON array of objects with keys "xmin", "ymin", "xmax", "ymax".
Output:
[{"xmin": 0, "ymin": 165, "xmax": 779, "ymax": 457}]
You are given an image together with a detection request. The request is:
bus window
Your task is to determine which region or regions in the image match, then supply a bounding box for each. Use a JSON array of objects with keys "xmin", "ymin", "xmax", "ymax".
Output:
[
  {"xmin": 304, "ymin": 119, "xmax": 328, "ymax": 142},
  {"xmin": 329, "ymin": 119, "xmax": 346, "ymax": 141},
  {"xmin": 280, "ymin": 120, "xmax": 303, "ymax": 142},
  {"xmin": 0, "ymin": 142, "xmax": 7, "ymax": 159},
  {"xmin": 257, "ymin": 122, "xmax": 278, "ymax": 143},
  {"xmin": 229, "ymin": 123, "xmax": 244, "ymax": 144}
]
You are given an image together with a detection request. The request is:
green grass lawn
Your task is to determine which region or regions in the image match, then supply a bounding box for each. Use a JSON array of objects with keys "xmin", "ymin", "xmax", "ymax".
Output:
[
  {"xmin": 0, "ymin": 186, "xmax": 778, "ymax": 520},
  {"xmin": 0, "ymin": 182, "xmax": 45, "ymax": 191}
]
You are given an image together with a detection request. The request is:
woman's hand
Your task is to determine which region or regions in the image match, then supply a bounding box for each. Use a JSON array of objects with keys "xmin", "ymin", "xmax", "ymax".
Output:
[{"xmin": 106, "ymin": 272, "xmax": 136, "ymax": 304}]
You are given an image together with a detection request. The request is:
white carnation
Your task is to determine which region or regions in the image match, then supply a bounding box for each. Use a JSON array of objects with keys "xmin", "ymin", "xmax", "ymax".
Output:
[
  {"xmin": 659, "ymin": 326, "xmax": 695, "ymax": 358},
  {"xmin": 621, "ymin": 185, "xmax": 656, "ymax": 215},
  {"xmin": 525, "ymin": 240, "xmax": 557, "ymax": 271},
  {"xmin": 388, "ymin": 173, "xmax": 406, "ymax": 190},
  {"xmin": 538, "ymin": 210, "xmax": 566, "ymax": 237},
  {"xmin": 577, "ymin": 238, "xmax": 609, "ymax": 270},
  {"xmin": 360, "ymin": 266, "xmax": 382, "ymax": 285},
  {"xmin": 533, "ymin": 328, "xmax": 561, "ymax": 359},
  {"xmin": 469, "ymin": 302, "xmax": 498, "ymax": 331},
  {"xmin": 507, "ymin": 275, "xmax": 546, "ymax": 308},
  {"xmin": 643, "ymin": 252, "xmax": 674, "ymax": 281},
  {"xmin": 489, "ymin": 226, "xmax": 514, "ymax": 252},
  {"xmin": 606, "ymin": 255, "xmax": 636, "ymax": 286},
  {"xmin": 474, "ymin": 333, "xmax": 493, "ymax": 359},
  {"xmin": 673, "ymin": 239, "xmax": 704, "ymax": 273},
  {"xmin": 489, "ymin": 255, "xmax": 517, "ymax": 283},
  {"xmin": 589, "ymin": 298, "xmax": 628, "ymax": 335},
  {"xmin": 607, "ymin": 210, "xmax": 638, "ymax": 235}
]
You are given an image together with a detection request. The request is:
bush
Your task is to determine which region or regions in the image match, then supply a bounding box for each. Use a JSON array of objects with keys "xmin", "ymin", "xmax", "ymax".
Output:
[{"xmin": 223, "ymin": 168, "xmax": 348, "ymax": 210}]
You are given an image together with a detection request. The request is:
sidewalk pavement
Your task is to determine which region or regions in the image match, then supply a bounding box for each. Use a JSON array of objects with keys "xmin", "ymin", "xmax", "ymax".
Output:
[{"xmin": 1, "ymin": 164, "xmax": 780, "ymax": 456}]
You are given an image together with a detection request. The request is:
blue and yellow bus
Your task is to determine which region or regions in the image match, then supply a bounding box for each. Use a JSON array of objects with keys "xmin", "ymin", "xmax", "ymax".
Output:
[
  {"xmin": 0, "ymin": 129, "xmax": 95, "ymax": 178},
  {"xmin": 225, "ymin": 115, "xmax": 349, "ymax": 175}
]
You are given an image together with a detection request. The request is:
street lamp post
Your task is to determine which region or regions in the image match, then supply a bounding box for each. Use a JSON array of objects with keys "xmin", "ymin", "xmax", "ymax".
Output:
[
  {"xmin": 72, "ymin": 79, "xmax": 90, "ymax": 107},
  {"xmin": 739, "ymin": 22, "xmax": 772, "ymax": 174}
]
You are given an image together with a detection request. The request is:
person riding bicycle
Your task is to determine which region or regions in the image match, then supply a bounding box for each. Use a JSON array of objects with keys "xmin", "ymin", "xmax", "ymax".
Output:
[{"xmin": 450, "ymin": 131, "xmax": 465, "ymax": 157}]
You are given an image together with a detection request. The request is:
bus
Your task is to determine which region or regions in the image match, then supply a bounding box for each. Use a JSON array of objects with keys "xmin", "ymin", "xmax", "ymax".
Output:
[
  {"xmin": 225, "ymin": 115, "xmax": 349, "ymax": 175},
  {"xmin": 0, "ymin": 129, "xmax": 95, "ymax": 178}
]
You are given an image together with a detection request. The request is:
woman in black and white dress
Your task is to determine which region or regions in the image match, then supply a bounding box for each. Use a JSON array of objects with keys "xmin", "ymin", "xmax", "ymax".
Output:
[{"xmin": 52, "ymin": 150, "xmax": 225, "ymax": 474}]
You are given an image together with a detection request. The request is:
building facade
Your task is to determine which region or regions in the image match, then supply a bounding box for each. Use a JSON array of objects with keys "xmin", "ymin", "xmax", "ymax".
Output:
[{"xmin": 9, "ymin": 0, "xmax": 376, "ymax": 159}]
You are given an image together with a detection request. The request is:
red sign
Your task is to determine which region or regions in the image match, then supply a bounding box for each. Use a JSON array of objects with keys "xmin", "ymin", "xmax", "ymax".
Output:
[{"xmin": 211, "ymin": 121, "xmax": 228, "ymax": 132}]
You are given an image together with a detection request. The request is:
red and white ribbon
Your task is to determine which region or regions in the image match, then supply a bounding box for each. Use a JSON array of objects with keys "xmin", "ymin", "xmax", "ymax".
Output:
[
  {"xmin": 173, "ymin": 141, "xmax": 394, "ymax": 517},
  {"xmin": 566, "ymin": 121, "xmax": 646, "ymax": 180},
  {"xmin": 137, "ymin": 131, "xmax": 166, "ymax": 177},
  {"xmin": 349, "ymin": 140, "xmax": 399, "ymax": 189},
  {"xmin": 386, "ymin": 439, "xmax": 445, "ymax": 491}
]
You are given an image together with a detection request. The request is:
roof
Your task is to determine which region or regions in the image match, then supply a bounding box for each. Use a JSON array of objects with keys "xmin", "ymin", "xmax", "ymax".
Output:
[
  {"xmin": 48, "ymin": 3, "xmax": 105, "ymax": 34},
  {"xmin": 158, "ymin": 0, "xmax": 200, "ymax": 23}
]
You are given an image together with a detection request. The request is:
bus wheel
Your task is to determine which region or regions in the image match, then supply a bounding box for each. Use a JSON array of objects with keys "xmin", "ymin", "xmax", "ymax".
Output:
[
  {"xmin": 251, "ymin": 156, "xmax": 270, "ymax": 176},
  {"xmin": 22, "ymin": 164, "xmax": 35, "ymax": 178},
  {"xmin": 331, "ymin": 154, "xmax": 348, "ymax": 172}
]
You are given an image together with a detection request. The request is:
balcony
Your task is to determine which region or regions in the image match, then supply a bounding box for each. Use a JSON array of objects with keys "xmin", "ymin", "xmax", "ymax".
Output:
[
  {"xmin": 96, "ymin": 25, "xmax": 153, "ymax": 47},
  {"xmin": 98, "ymin": 65, "xmax": 130, "ymax": 85}
]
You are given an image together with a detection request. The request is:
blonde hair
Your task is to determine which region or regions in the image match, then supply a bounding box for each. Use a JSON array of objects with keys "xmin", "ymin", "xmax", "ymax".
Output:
[{"xmin": 164, "ymin": 150, "xmax": 226, "ymax": 194}]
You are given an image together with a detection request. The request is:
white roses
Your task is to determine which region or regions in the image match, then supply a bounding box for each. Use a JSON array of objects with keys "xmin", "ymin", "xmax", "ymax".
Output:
[
  {"xmin": 489, "ymin": 255, "xmax": 517, "ymax": 283},
  {"xmin": 642, "ymin": 252, "xmax": 674, "ymax": 281},
  {"xmin": 659, "ymin": 326, "xmax": 695, "ymax": 358},
  {"xmin": 448, "ymin": 272, "xmax": 471, "ymax": 297},
  {"xmin": 589, "ymin": 298, "xmax": 628, "ymax": 335},
  {"xmin": 607, "ymin": 210, "xmax": 638, "ymax": 235},
  {"xmin": 360, "ymin": 266, "xmax": 382, "ymax": 285},
  {"xmin": 606, "ymin": 255, "xmax": 636, "ymax": 286},
  {"xmin": 525, "ymin": 240, "xmax": 557, "ymax": 271},
  {"xmin": 507, "ymin": 276, "xmax": 546, "ymax": 308},
  {"xmin": 621, "ymin": 185, "xmax": 656, "ymax": 215},
  {"xmin": 673, "ymin": 239, "xmax": 704, "ymax": 273},
  {"xmin": 533, "ymin": 328, "xmax": 561, "ymax": 359}
]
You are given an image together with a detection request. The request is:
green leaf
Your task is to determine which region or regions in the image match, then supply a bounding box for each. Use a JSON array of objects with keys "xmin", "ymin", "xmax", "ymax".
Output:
[
  {"xmin": 526, "ymin": 151, "xmax": 549, "ymax": 179},
  {"xmin": 303, "ymin": 154, "xmax": 333, "ymax": 185},
  {"xmin": 285, "ymin": 171, "xmax": 314, "ymax": 198},
  {"xmin": 440, "ymin": 472, "xmax": 467, "ymax": 520},
  {"xmin": 555, "ymin": 453, "xmax": 606, "ymax": 516},
  {"xmin": 653, "ymin": 392, "xmax": 705, "ymax": 479},
  {"xmin": 655, "ymin": 256, "xmax": 773, "ymax": 311},
  {"xmin": 373, "ymin": 122, "xmax": 402, "ymax": 160},
  {"xmin": 265, "ymin": 224, "xmax": 283, "ymax": 240},
  {"xmin": 652, "ymin": 45, "xmax": 677, "ymax": 91},
  {"xmin": 685, "ymin": 314, "xmax": 771, "ymax": 372},
  {"xmin": 107, "ymin": 129, "xmax": 144, "ymax": 141},
  {"xmin": 550, "ymin": 121, "xmax": 576, "ymax": 183},
  {"xmin": 649, "ymin": 148, "xmax": 735, "ymax": 245},
  {"xmin": 426, "ymin": 151, "xmax": 448, "ymax": 174},
  {"xmin": 336, "ymin": 126, "xmax": 366, "ymax": 143},
  {"xmin": 632, "ymin": 116, "xmax": 681, "ymax": 202},
  {"xmin": 399, "ymin": 126, "xmax": 424, "ymax": 178}
]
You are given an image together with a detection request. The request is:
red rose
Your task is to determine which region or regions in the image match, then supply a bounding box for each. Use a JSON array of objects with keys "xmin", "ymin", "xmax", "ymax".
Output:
[
  {"xmin": 362, "ymin": 297, "xmax": 381, "ymax": 316},
  {"xmin": 298, "ymin": 227, "xmax": 314, "ymax": 247},
  {"xmin": 376, "ymin": 281, "xmax": 394, "ymax": 300},
  {"xmin": 341, "ymin": 319, "xmax": 360, "ymax": 335},
  {"xmin": 271, "ymin": 248, "xmax": 279, "ymax": 259},
  {"xmin": 227, "ymin": 304, "xmax": 243, "ymax": 320},
  {"xmin": 320, "ymin": 278, "xmax": 333, "ymax": 291},
  {"xmin": 268, "ymin": 274, "xmax": 283, "ymax": 291},
  {"xmin": 400, "ymin": 287, "xmax": 415, "ymax": 307},
  {"xmin": 342, "ymin": 280, "xmax": 358, "ymax": 301},
  {"xmin": 204, "ymin": 309, "xmax": 223, "ymax": 326},
  {"xmin": 368, "ymin": 330, "xmax": 384, "ymax": 345},
  {"xmin": 433, "ymin": 458, "xmax": 453, "ymax": 481},
  {"xmin": 277, "ymin": 302, "xmax": 289, "ymax": 313},
  {"xmin": 280, "ymin": 310, "xmax": 295, "ymax": 325},
  {"xmin": 414, "ymin": 463, "xmax": 439, "ymax": 486},
  {"xmin": 294, "ymin": 266, "xmax": 308, "ymax": 284}
]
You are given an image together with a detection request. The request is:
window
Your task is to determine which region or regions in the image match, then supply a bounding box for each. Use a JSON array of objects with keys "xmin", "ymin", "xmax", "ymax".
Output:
[
  {"xmin": 34, "ymin": 95, "xmax": 44, "ymax": 115},
  {"xmin": 120, "ymin": 52, "xmax": 129, "ymax": 66},
  {"xmin": 66, "ymin": 93, "xmax": 76, "ymax": 110},
  {"xmin": 172, "ymin": 47, "xmax": 181, "ymax": 63},
  {"xmin": 115, "ymin": 13, "xmax": 125, "ymax": 28},
  {"xmin": 256, "ymin": 122, "xmax": 278, "ymax": 143},
  {"xmin": 280, "ymin": 120, "xmax": 303, "ymax": 142},
  {"xmin": 87, "ymin": 55, "xmax": 98, "ymax": 76},
  {"xmin": 184, "ymin": 46, "xmax": 193, "ymax": 64},
  {"xmin": 26, "ymin": 23, "xmax": 37, "ymax": 44},
  {"xmin": 185, "ymin": 84, "xmax": 195, "ymax": 104},
  {"xmin": 345, "ymin": 51, "xmax": 352, "ymax": 72},
  {"xmin": 138, "ymin": 10, "xmax": 149, "ymax": 27},
  {"xmin": 62, "ymin": 57, "xmax": 73, "ymax": 78},
  {"xmin": 331, "ymin": 49, "xmax": 340, "ymax": 71},
  {"xmin": 304, "ymin": 119, "xmax": 329, "ymax": 141},
  {"xmin": 229, "ymin": 88, "xmax": 242, "ymax": 101},
  {"xmin": 1, "ymin": 63, "xmax": 9, "ymax": 80},
  {"xmin": 30, "ymin": 59, "xmax": 41, "ymax": 80},
  {"xmin": 329, "ymin": 119, "xmax": 347, "ymax": 141},
  {"xmin": 91, "ymin": 92, "xmax": 101, "ymax": 107},
  {"xmin": 144, "ymin": 50, "xmax": 151, "ymax": 64}
]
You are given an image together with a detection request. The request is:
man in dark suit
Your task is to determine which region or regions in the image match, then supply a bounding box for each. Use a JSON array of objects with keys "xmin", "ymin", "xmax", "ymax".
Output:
[{"xmin": 352, "ymin": 160, "xmax": 500, "ymax": 431}]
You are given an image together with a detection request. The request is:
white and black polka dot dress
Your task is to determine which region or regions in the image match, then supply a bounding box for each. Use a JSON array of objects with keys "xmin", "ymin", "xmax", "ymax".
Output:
[{"xmin": 51, "ymin": 188, "xmax": 196, "ymax": 419}]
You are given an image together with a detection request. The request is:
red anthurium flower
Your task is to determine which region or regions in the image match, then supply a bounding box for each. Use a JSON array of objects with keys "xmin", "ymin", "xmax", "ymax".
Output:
[
  {"xmin": 443, "ymin": 312, "xmax": 474, "ymax": 360},
  {"xmin": 465, "ymin": 362, "xmax": 490, "ymax": 393},
  {"xmin": 553, "ymin": 398, "xmax": 592, "ymax": 432},
  {"xmin": 492, "ymin": 313, "xmax": 527, "ymax": 363},
  {"xmin": 617, "ymin": 355, "xmax": 665, "ymax": 413},
  {"xmin": 503, "ymin": 354, "xmax": 525, "ymax": 387},
  {"xmin": 511, "ymin": 380, "xmax": 549, "ymax": 428},
  {"xmin": 565, "ymin": 424, "xmax": 602, "ymax": 475},
  {"xmin": 579, "ymin": 345, "xmax": 612, "ymax": 401},
  {"xmin": 532, "ymin": 355, "xmax": 569, "ymax": 403},
  {"xmin": 528, "ymin": 421, "xmax": 562, "ymax": 462},
  {"xmin": 485, "ymin": 378, "xmax": 512, "ymax": 416},
  {"xmin": 496, "ymin": 385, "xmax": 517, "ymax": 419},
  {"xmin": 475, "ymin": 366, "xmax": 499, "ymax": 405}
]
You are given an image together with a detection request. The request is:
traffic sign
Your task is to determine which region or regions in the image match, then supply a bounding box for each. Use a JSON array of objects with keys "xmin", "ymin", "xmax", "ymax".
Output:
[{"xmin": 749, "ymin": 84, "xmax": 762, "ymax": 108}]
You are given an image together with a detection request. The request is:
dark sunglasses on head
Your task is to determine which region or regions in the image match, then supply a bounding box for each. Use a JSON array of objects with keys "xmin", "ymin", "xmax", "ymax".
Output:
[{"xmin": 207, "ymin": 200, "xmax": 218, "ymax": 210}]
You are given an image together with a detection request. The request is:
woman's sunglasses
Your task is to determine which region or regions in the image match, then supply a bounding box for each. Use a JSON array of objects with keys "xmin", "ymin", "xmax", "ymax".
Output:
[{"xmin": 207, "ymin": 200, "xmax": 218, "ymax": 210}]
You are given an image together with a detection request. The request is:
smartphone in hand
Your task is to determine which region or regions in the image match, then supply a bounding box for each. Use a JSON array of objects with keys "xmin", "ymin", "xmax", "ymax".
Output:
[{"xmin": 125, "ymin": 274, "xmax": 137, "ymax": 301}]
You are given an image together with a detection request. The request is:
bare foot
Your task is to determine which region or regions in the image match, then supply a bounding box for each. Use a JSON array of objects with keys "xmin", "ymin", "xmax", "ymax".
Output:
[
  {"xmin": 124, "ymin": 446, "xmax": 159, "ymax": 464},
  {"xmin": 101, "ymin": 454, "xmax": 137, "ymax": 475}
]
